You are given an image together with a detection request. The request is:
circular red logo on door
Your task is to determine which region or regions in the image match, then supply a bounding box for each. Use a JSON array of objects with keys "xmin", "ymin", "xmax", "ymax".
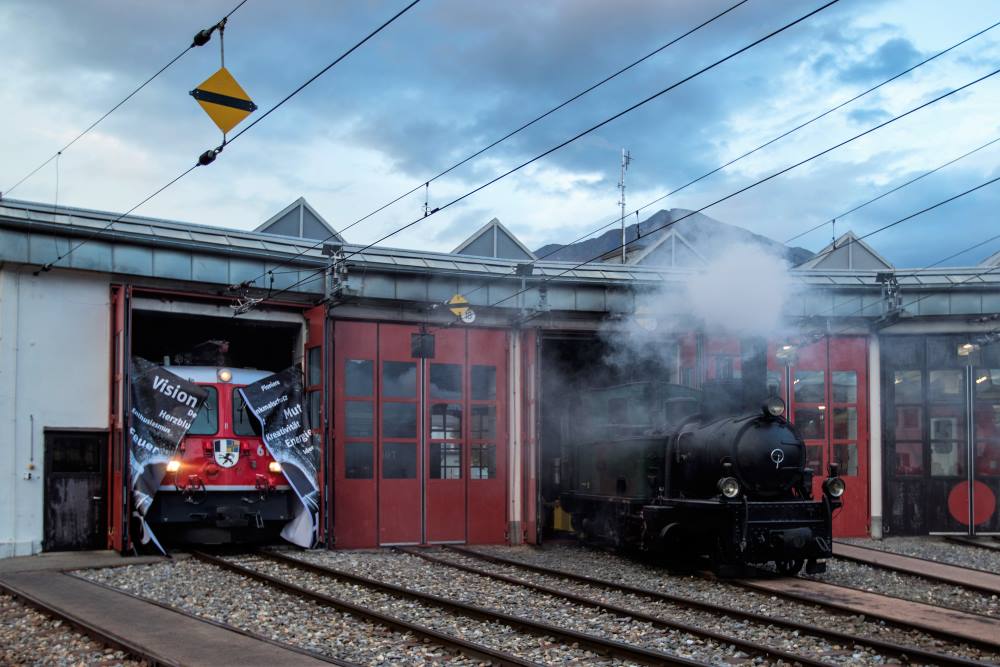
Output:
[{"xmin": 947, "ymin": 481, "xmax": 996, "ymax": 526}]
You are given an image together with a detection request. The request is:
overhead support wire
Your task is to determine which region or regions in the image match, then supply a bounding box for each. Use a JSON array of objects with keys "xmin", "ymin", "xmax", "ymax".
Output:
[
  {"xmin": 32, "ymin": 0, "xmax": 423, "ymax": 274},
  {"xmin": 1, "ymin": 0, "xmax": 250, "ymax": 199},
  {"xmin": 251, "ymin": 0, "xmax": 843, "ymax": 307},
  {"xmin": 233, "ymin": 0, "xmax": 752, "ymax": 291}
]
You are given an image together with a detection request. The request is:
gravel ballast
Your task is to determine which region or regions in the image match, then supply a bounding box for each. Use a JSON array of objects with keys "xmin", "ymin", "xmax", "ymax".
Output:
[
  {"xmin": 78, "ymin": 560, "xmax": 484, "ymax": 666},
  {"xmin": 0, "ymin": 593, "xmax": 146, "ymax": 667},
  {"xmin": 469, "ymin": 543, "xmax": 1000, "ymax": 665}
]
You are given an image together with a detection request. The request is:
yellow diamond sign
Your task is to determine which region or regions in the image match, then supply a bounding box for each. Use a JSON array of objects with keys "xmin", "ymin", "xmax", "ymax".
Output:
[
  {"xmin": 448, "ymin": 294, "xmax": 470, "ymax": 318},
  {"xmin": 190, "ymin": 67, "xmax": 257, "ymax": 134}
]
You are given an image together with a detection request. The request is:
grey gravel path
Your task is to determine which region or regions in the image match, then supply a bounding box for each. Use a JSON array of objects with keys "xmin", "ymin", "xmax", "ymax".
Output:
[
  {"xmin": 840, "ymin": 537, "xmax": 1000, "ymax": 573},
  {"xmin": 0, "ymin": 592, "xmax": 146, "ymax": 667},
  {"xmin": 78, "ymin": 560, "xmax": 483, "ymax": 666},
  {"xmin": 469, "ymin": 543, "xmax": 1000, "ymax": 665}
]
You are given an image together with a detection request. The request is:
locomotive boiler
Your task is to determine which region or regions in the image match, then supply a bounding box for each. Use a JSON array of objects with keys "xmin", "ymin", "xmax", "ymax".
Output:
[{"xmin": 559, "ymin": 382, "xmax": 844, "ymax": 575}]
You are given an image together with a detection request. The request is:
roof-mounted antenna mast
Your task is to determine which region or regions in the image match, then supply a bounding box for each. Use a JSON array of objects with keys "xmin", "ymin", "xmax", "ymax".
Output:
[{"xmin": 618, "ymin": 148, "xmax": 632, "ymax": 264}]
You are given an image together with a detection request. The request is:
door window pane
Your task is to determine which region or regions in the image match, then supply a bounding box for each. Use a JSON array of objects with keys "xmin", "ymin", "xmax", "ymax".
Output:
[
  {"xmin": 975, "ymin": 369, "xmax": 1000, "ymax": 399},
  {"xmin": 805, "ymin": 444, "xmax": 823, "ymax": 472},
  {"xmin": 430, "ymin": 404, "xmax": 462, "ymax": 439},
  {"xmin": 929, "ymin": 370, "xmax": 963, "ymax": 402},
  {"xmin": 430, "ymin": 442, "xmax": 462, "ymax": 479},
  {"xmin": 383, "ymin": 442, "xmax": 416, "ymax": 479},
  {"xmin": 833, "ymin": 407, "xmax": 857, "ymax": 440},
  {"xmin": 929, "ymin": 407, "xmax": 964, "ymax": 441},
  {"xmin": 345, "ymin": 442, "xmax": 373, "ymax": 479},
  {"xmin": 308, "ymin": 347, "xmax": 322, "ymax": 386},
  {"xmin": 49, "ymin": 436, "xmax": 102, "ymax": 473},
  {"xmin": 383, "ymin": 402, "xmax": 417, "ymax": 438},
  {"xmin": 430, "ymin": 364, "xmax": 462, "ymax": 399},
  {"xmin": 931, "ymin": 441, "xmax": 963, "ymax": 477},
  {"xmin": 976, "ymin": 440, "xmax": 1000, "ymax": 476},
  {"xmin": 794, "ymin": 371, "xmax": 824, "ymax": 403},
  {"xmin": 345, "ymin": 360, "xmax": 373, "ymax": 397},
  {"xmin": 471, "ymin": 366, "xmax": 497, "ymax": 400},
  {"xmin": 975, "ymin": 402, "xmax": 1000, "ymax": 440},
  {"xmin": 471, "ymin": 444, "xmax": 496, "ymax": 479},
  {"xmin": 345, "ymin": 401, "xmax": 373, "ymax": 438},
  {"xmin": 471, "ymin": 405, "xmax": 497, "ymax": 440},
  {"xmin": 794, "ymin": 408, "xmax": 825, "ymax": 440},
  {"xmin": 832, "ymin": 371, "xmax": 857, "ymax": 403},
  {"xmin": 894, "ymin": 442, "xmax": 923, "ymax": 475},
  {"xmin": 307, "ymin": 390, "xmax": 321, "ymax": 429},
  {"xmin": 383, "ymin": 361, "xmax": 416, "ymax": 397},
  {"xmin": 833, "ymin": 443, "xmax": 858, "ymax": 476},
  {"xmin": 893, "ymin": 370, "xmax": 922, "ymax": 403},
  {"xmin": 894, "ymin": 406, "xmax": 922, "ymax": 440}
]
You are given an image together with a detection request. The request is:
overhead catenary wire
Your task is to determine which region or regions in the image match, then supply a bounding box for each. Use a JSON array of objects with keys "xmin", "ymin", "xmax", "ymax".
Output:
[
  {"xmin": 33, "ymin": 0, "xmax": 423, "ymax": 274},
  {"xmin": 252, "ymin": 0, "xmax": 843, "ymax": 306},
  {"xmin": 292, "ymin": 61, "xmax": 999, "ymax": 318},
  {"xmin": 2, "ymin": 0, "xmax": 250, "ymax": 199},
  {"xmin": 236, "ymin": 0, "xmax": 752, "ymax": 290}
]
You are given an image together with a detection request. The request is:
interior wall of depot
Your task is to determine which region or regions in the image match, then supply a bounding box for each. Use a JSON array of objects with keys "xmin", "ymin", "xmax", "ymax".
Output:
[{"xmin": 0, "ymin": 267, "xmax": 110, "ymax": 557}]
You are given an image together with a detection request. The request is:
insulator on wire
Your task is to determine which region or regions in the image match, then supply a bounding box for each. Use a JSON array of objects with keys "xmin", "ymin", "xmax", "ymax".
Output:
[
  {"xmin": 192, "ymin": 28, "xmax": 214, "ymax": 47},
  {"xmin": 198, "ymin": 148, "xmax": 220, "ymax": 166}
]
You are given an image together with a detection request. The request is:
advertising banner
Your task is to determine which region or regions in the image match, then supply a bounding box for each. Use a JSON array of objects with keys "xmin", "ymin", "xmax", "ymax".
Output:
[
  {"xmin": 239, "ymin": 367, "xmax": 320, "ymax": 547},
  {"xmin": 129, "ymin": 357, "xmax": 208, "ymax": 551}
]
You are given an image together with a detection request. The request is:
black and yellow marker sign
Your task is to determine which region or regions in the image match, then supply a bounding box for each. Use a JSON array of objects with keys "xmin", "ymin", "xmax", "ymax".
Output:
[{"xmin": 190, "ymin": 67, "xmax": 257, "ymax": 134}]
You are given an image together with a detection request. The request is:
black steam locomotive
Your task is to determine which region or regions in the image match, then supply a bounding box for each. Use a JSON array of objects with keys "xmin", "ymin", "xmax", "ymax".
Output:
[{"xmin": 559, "ymin": 382, "xmax": 844, "ymax": 575}]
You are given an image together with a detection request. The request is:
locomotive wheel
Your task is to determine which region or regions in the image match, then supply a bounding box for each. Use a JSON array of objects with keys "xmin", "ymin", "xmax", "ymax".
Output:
[{"xmin": 775, "ymin": 558, "xmax": 804, "ymax": 576}]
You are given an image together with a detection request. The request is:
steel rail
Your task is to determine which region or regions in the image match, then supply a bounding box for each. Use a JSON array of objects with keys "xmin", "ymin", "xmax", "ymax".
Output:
[
  {"xmin": 190, "ymin": 550, "xmax": 536, "ymax": 667},
  {"xmin": 67, "ymin": 572, "xmax": 356, "ymax": 666},
  {"xmin": 0, "ymin": 577, "xmax": 180, "ymax": 667},
  {"xmin": 445, "ymin": 545, "xmax": 991, "ymax": 667},
  {"xmin": 947, "ymin": 536, "xmax": 1000, "ymax": 552},
  {"xmin": 254, "ymin": 548, "xmax": 712, "ymax": 667},
  {"xmin": 833, "ymin": 540, "xmax": 1000, "ymax": 591},
  {"xmin": 399, "ymin": 546, "xmax": 830, "ymax": 667}
]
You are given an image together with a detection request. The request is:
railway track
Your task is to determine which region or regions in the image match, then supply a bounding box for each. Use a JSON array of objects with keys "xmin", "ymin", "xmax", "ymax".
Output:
[
  {"xmin": 191, "ymin": 550, "xmax": 539, "ymax": 667},
  {"xmin": 442, "ymin": 545, "xmax": 995, "ymax": 667},
  {"xmin": 237, "ymin": 548, "xmax": 721, "ymax": 667},
  {"xmin": 833, "ymin": 540, "xmax": 1000, "ymax": 595},
  {"xmin": 0, "ymin": 576, "xmax": 178, "ymax": 667},
  {"xmin": 399, "ymin": 547, "xmax": 829, "ymax": 667},
  {"xmin": 948, "ymin": 535, "xmax": 1000, "ymax": 551}
]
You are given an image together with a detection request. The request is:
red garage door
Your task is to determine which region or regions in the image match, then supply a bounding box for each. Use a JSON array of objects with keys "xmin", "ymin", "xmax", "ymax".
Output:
[
  {"xmin": 769, "ymin": 336, "xmax": 870, "ymax": 537},
  {"xmin": 334, "ymin": 322, "xmax": 507, "ymax": 547}
]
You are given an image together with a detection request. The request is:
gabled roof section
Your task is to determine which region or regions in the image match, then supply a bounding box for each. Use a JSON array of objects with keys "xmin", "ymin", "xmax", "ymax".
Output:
[
  {"xmin": 255, "ymin": 197, "xmax": 344, "ymax": 243},
  {"xmin": 797, "ymin": 231, "xmax": 892, "ymax": 270},
  {"xmin": 980, "ymin": 248, "xmax": 1000, "ymax": 267},
  {"xmin": 452, "ymin": 217, "xmax": 536, "ymax": 261},
  {"xmin": 628, "ymin": 228, "xmax": 706, "ymax": 266}
]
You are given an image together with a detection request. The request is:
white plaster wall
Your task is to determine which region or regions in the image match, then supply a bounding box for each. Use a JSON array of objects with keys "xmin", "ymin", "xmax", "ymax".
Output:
[{"xmin": 0, "ymin": 267, "xmax": 110, "ymax": 557}]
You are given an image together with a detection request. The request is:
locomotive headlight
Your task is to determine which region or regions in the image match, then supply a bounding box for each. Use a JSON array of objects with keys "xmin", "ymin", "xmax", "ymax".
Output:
[
  {"xmin": 218, "ymin": 368, "xmax": 233, "ymax": 383},
  {"xmin": 823, "ymin": 476, "xmax": 846, "ymax": 498},
  {"xmin": 763, "ymin": 396, "xmax": 786, "ymax": 417},
  {"xmin": 268, "ymin": 461, "xmax": 282, "ymax": 474},
  {"xmin": 718, "ymin": 477, "xmax": 741, "ymax": 498},
  {"xmin": 166, "ymin": 459, "xmax": 181, "ymax": 473}
]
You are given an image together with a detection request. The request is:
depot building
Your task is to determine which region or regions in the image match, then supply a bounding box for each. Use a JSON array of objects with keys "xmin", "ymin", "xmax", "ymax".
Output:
[{"xmin": 2, "ymin": 196, "xmax": 999, "ymax": 558}]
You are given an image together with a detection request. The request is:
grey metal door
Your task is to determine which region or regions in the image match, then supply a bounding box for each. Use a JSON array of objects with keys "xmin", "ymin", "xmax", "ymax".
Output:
[{"xmin": 44, "ymin": 431, "xmax": 107, "ymax": 551}]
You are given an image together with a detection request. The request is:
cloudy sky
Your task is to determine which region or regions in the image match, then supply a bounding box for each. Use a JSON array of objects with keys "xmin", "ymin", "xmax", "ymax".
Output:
[{"xmin": 1, "ymin": 0, "xmax": 998, "ymax": 267}]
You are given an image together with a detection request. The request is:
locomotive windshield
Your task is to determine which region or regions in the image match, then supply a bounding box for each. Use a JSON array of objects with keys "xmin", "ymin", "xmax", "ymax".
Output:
[
  {"xmin": 233, "ymin": 389, "xmax": 263, "ymax": 436},
  {"xmin": 188, "ymin": 387, "xmax": 218, "ymax": 435}
]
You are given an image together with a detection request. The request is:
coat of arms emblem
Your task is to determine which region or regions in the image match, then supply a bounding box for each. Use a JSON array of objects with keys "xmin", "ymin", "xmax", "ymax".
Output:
[{"xmin": 214, "ymin": 439, "xmax": 240, "ymax": 468}]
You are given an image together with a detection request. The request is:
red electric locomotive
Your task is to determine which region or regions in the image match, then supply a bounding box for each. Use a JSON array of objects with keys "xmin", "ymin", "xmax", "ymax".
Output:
[{"xmin": 147, "ymin": 366, "xmax": 295, "ymax": 544}]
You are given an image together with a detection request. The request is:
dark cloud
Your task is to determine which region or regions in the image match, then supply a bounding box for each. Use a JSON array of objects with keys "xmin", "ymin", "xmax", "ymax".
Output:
[
  {"xmin": 838, "ymin": 37, "xmax": 924, "ymax": 84},
  {"xmin": 847, "ymin": 107, "xmax": 892, "ymax": 125}
]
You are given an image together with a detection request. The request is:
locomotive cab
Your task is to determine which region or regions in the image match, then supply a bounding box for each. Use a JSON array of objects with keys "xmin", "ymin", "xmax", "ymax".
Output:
[{"xmin": 146, "ymin": 366, "xmax": 295, "ymax": 544}]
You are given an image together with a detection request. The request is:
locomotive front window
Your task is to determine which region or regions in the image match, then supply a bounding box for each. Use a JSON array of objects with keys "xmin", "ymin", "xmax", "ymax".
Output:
[
  {"xmin": 232, "ymin": 389, "xmax": 262, "ymax": 436},
  {"xmin": 189, "ymin": 387, "xmax": 218, "ymax": 435}
]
